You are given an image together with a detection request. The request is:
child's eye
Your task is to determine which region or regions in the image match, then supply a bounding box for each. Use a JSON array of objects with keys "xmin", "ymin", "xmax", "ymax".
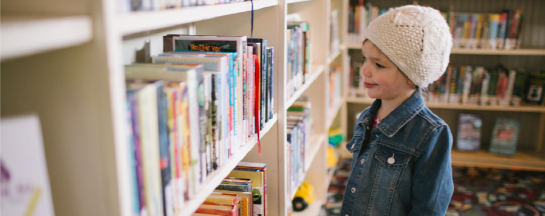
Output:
[{"xmin": 376, "ymin": 63, "xmax": 385, "ymax": 68}]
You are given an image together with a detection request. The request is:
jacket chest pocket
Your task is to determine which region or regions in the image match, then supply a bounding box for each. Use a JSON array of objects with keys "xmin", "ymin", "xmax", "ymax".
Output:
[{"xmin": 373, "ymin": 145, "xmax": 411, "ymax": 189}]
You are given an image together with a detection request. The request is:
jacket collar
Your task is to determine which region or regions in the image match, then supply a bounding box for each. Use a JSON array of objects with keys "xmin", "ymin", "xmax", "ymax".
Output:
[{"xmin": 361, "ymin": 89, "xmax": 425, "ymax": 138}]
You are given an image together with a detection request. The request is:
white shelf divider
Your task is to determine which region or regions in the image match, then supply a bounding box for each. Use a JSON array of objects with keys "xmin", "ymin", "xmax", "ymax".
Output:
[
  {"xmin": 325, "ymin": 147, "xmax": 342, "ymax": 190},
  {"xmin": 287, "ymin": 0, "xmax": 312, "ymax": 4},
  {"xmin": 291, "ymin": 133, "xmax": 327, "ymax": 200},
  {"xmin": 450, "ymin": 48, "xmax": 545, "ymax": 56},
  {"xmin": 285, "ymin": 65, "xmax": 325, "ymax": 110},
  {"xmin": 1, "ymin": 16, "xmax": 93, "ymax": 61},
  {"xmin": 118, "ymin": 0, "xmax": 278, "ymax": 35},
  {"xmin": 327, "ymin": 44, "xmax": 344, "ymax": 64},
  {"xmin": 178, "ymin": 114, "xmax": 277, "ymax": 216},
  {"xmin": 326, "ymin": 98, "xmax": 345, "ymax": 129}
]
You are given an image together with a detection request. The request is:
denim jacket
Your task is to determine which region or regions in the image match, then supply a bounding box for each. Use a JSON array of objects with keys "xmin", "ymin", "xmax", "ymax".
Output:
[{"xmin": 340, "ymin": 89, "xmax": 454, "ymax": 216}]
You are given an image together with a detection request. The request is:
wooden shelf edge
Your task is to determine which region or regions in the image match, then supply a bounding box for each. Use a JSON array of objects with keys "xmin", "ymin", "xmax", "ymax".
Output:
[
  {"xmin": 178, "ymin": 114, "xmax": 277, "ymax": 215},
  {"xmin": 291, "ymin": 133, "xmax": 326, "ymax": 201},
  {"xmin": 292, "ymin": 200, "xmax": 323, "ymax": 216},
  {"xmin": 327, "ymin": 45, "xmax": 344, "ymax": 64},
  {"xmin": 451, "ymin": 150, "xmax": 545, "ymax": 172},
  {"xmin": 287, "ymin": 0, "xmax": 312, "ymax": 4},
  {"xmin": 451, "ymin": 48, "xmax": 545, "ymax": 56},
  {"xmin": 346, "ymin": 97, "xmax": 545, "ymax": 113},
  {"xmin": 346, "ymin": 45, "xmax": 545, "ymax": 56},
  {"xmin": 119, "ymin": 0, "xmax": 278, "ymax": 35},
  {"xmin": 326, "ymin": 98, "xmax": 344, "ymax": 129},
  {"xmin": 1, "ymin": 16, "xmax": 93, "ymax": 61},
  {"xmin": 285, "ymin": 65, "xmax": 325, "ymax": 110}
]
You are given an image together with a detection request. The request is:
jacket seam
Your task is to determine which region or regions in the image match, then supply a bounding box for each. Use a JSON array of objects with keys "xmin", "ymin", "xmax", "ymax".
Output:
[{"xmin": 379, "ymin": 103, "xmax": 424, "ymax": 137}]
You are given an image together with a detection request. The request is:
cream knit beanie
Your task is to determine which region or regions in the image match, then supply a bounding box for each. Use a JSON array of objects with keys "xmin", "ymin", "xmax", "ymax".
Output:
[{"xmin": 363, "ymin": 5, "xmax": 452, "ymax": 88}]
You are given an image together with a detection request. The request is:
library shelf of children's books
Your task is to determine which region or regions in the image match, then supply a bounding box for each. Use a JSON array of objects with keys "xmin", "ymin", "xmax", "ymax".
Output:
[
  {"xmin": 0, "ymin": 15, "xmax": 93, "ymax": 61},
  {"xmin": 2, "ymin": 0, "xmax": 351, "ymax": 214},
  {"xmin": 342, "ymin": 0, "xmax": 545, "ymax": 179}
]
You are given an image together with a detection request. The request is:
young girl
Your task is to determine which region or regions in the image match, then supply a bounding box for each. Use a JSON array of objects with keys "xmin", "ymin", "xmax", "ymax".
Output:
[{"xmin": 340, "ymin": 5, "xmax": 453, "ymax": 216}]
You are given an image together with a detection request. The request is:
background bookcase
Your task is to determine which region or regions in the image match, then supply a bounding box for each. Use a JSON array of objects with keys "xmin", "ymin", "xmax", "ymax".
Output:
[
  {"xmin": 1, "ymin": 0, "xmax": 347, "ymax": 215},
  {"xmin": 344, "ymin": 0, "xmax": 545, "ymax": 174}
]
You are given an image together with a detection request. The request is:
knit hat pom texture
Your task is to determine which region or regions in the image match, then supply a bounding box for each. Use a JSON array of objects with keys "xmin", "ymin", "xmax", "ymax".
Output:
[{"xmin": 363, "ymin": 5, "xmax": 452, "ymax": 88}]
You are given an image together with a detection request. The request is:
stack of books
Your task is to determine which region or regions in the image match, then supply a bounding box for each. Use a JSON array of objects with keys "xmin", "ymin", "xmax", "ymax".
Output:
[
  {"xmin": 125, "ymin": 35, "xmax": 275, "ymax": 216},
  {"xmin": 195, "ymin": 162, "xmax": 267, "ymax": 216},
  {"xmin": 120, "ymin": 0, "xmax": 248, "ymax": 13},
  {"xmin": 427, "ymin": 66, "xmax": 545, "ymax": 107},
  {"xmin": 286, "ymin": 21, "xmax": 312, "ymax": 99},
  {"xmin": 286, "ymin": 97, "xmax": 313, "ymax": 198}
]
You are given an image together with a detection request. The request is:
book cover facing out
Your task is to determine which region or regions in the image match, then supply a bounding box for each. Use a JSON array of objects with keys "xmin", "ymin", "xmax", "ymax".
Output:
[
  {"xmin": 1, "ymin": 115, "xmax": 55, "ymax": 216},
  {"xmin": 456, "ymin": 113, "xmax": 482, "ymax": 152},
  {"xmin": 489, "ymin": 118, "xmax": 521, "ymax": 157}
]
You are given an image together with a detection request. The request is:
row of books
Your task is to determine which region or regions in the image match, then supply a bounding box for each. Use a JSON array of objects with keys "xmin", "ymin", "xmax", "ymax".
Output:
[
  {"xmin": 330, "ymin": 9, "xmax": 341, "ymax": 55},
  {"xmin": 124, "ymin": 34, "xmax": 275, "ymax": 216},
  {"xmin": 120, "ymin": 0, "xmax": 248, "ymax": 13},
  {"xmin": 286, "ymin": 20, "xmax": 312, "ymax": 99},
  {"xmin": 445, "ymin": 10, "xmax": 524, "ymax": 50},
  {"xmin": 346, "ymin": 3, "xmax": 526, "ymax": 51},
  {"xmin": 428, "ymin": 66, "xmax": 545, "ymax": 107},
  {"xmin": 347, "ymin": 61, "xmax": 368, "ymax": 98},
  {"xmin": 286, "ymin": 97, "xmax": 313, "ymax": 199},
  {"xmin": 328, "ymin": 66, "xmax": 342, "ymax": 117},
  {"xmin": 346, "ymin": 3, "xmax": 387, "ymax": 44},
  {"xmin": 194, "ymin": 162, "xmax": 267, "ymax": 216},
  {"xmin": 457, "ymin": 114, "xmax": 520, "ymax": 157}
]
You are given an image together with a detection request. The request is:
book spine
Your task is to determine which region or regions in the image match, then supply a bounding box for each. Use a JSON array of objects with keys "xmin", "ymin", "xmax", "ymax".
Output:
[
  {"xmin": 498, "ymin": 13, "xmax": 507, "ymax": 50},
  {"xmin": 480, "ymin": 71, "xmax": 490, "ymax": 105},
  {"xmin": 449, "ymin": 67, "xmax": 458, "ymax": 104},
  {"xmin": 512, "ymin": 70, "xmax": 526, "ymax": 106},
  {"xmin": 127, "ymin": 93, "xmax": 141, "ymax": 214},
  {"xmin": 489, "ymin": 14, "xmax": 499, "ymax": 50},
  {"xmin": 137, "ymin": 83, "xmax": 164, "ymax": 216},
  {"xmin": 268, "ymin": 47, "xmax": 274, "ymax": 120},
  {"xmin": 155, "ymin": 82, "xmax": 171, "ymax": 216},
  {"xmin": 462, "ymin": 66, "xmax": 473, "ymax": 104}
]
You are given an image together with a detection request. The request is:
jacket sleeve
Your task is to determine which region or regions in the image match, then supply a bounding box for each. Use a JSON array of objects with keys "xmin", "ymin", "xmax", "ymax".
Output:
[{"xmin": 408, "ymin": 125, "xmax": 454, "ymax": 216}]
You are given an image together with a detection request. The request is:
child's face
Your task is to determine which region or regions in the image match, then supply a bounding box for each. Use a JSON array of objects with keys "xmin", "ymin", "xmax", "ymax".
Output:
[{"xmin": 360, "ymin": 41, "xmax": 415, "ymax": 100}]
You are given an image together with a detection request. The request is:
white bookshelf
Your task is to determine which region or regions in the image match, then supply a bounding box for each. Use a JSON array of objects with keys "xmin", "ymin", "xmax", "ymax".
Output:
[
  {"xmin": 347, "ymin": 44, "xmax": 545, "ymax": 56},
  {"xmin": 285, "ymin": 65, "xmax": 325, "ymax": 110},
  {"xmin": 179, "ymin": 115, "xmax": 277, "ymax": 216},
  {"xmin": 118, "ymin": 0, "xmax": 278, "ymax": 35},
  {"xmin": 2, "ymin": 0, "xmax": 348, "ymax": 214},
  {"xmin": 1, "ymin": 16, "xmax": 92, "ymax": 61}
]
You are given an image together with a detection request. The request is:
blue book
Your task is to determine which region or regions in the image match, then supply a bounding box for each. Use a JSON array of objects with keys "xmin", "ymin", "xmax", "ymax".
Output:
[
  {"xmin": 267, "ymin": 47, "xmax": 274, "ymax": 120},
  {"xmin": 489, "ymin": 118, "xmax": 520, "ymax": 157}
]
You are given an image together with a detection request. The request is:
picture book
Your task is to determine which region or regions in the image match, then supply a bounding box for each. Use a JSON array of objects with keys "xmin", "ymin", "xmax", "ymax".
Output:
[
  {"xmin": 456, "ymin": 114, "xmax": 482, "ymax": 152},
  {"xmin": 489, "ymin": 118, "xmax": 521, "ymax": 157},
  {"xmin": 1, "ymin": 115, "xmax": 55, "ymax": 216}
]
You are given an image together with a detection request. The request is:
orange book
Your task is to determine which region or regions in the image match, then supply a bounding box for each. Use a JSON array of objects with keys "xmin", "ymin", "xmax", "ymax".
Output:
[{"xmin": 195, "ymin": 203, "xmax": 237, "ymax": 216}]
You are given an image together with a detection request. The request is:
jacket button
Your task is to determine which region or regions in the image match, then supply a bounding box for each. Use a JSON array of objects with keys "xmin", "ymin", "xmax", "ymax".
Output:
[
  {"xmin": 346, "ymin": 215, "xmax": 349, "ymax": 216},
  {"xmin": 361, "ymin": 159, "xmax": 365, "ymax": 164},
  {"xmin": 366, "ymin": 126, "xmax": 370, "ymax": 130},
  {"xmin": 351, "ymin": 144, "xmax": 355, "ymax": 149},
  {"xmin": 375, "ymin": 134, "xmax": 378, "ymax": 138},
  {"xmin": 351, "ymin": 188, "xmax": 356, "ymax": 193}
]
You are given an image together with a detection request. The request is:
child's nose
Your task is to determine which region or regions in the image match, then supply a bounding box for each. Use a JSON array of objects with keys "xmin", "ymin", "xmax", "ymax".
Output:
[{"xmin": 361, "ymin": 64, "xmax": 371, "ymax": 77}]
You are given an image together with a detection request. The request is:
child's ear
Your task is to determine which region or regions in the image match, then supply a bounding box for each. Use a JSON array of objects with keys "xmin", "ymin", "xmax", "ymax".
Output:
[{"xmin": 407, "ymin": 79, "xmax": 415, "ymax": 87}]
